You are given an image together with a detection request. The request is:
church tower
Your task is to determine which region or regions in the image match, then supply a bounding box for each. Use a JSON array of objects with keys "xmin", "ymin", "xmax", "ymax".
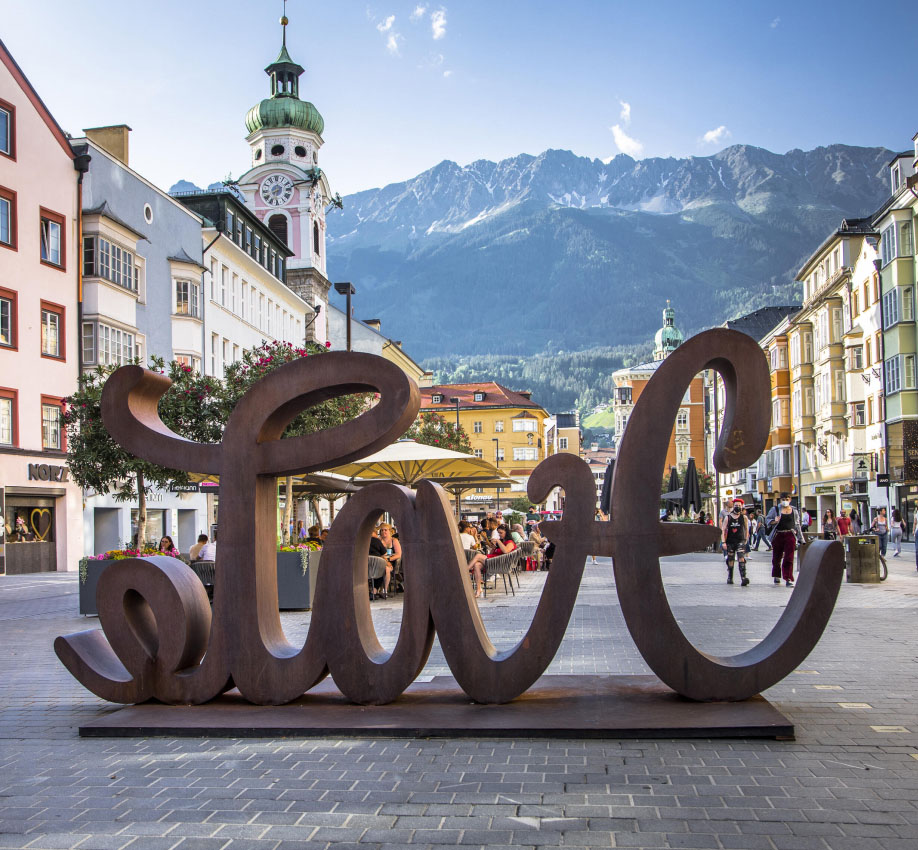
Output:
[
  {"xmin": 237, "ymin": 11, "xmax": 333, "ymax": 341},
  {"xmin": 653, "ymin": 300, "xmax": 684, "ymax": 361}
]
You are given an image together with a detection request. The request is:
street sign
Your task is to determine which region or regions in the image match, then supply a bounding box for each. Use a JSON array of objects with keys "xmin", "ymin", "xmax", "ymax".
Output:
[{"xmin": 877, "ymin": 473, "xmax": 890, "ymax": 488}]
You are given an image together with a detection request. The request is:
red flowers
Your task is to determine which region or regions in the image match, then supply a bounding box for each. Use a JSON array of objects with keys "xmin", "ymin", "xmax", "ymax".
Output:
[{"xmin": 325, "ymin": 341, "xmax": 332, "ymax": 348}]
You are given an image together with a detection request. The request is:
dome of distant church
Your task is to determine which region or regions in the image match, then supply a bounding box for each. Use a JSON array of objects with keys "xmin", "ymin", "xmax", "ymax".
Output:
[
  {"xmin": 245, "ymin": 97, "xmax": 324, "ymax": 137},
  {"xmin": 653, "ymin": 302, "xmax": 684, "ymax": 360}
]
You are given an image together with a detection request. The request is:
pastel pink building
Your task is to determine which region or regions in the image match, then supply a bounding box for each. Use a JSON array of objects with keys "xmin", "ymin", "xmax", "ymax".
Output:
[{"xmin": 0, "ymin": 39, "xmax": 85, "ymax": 573}]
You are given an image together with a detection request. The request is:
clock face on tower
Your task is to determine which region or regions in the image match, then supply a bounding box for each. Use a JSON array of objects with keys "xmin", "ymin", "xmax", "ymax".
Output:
[{"xmin": 260, "ymin": 174, "xmax": 294, "ymax": 207}]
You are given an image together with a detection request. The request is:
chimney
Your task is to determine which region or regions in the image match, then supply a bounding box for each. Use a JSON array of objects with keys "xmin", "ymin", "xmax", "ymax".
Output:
[
  {"xmin": 83, "ymin": 125, "xmax": 131, "ymax": 165},
  {"xmin": 362, "ymin": 318, "xmax": 381, "ymax": 331},
  {"xmin": 518, "ymin": 390, "xmax": 532, "ymax": 400}
]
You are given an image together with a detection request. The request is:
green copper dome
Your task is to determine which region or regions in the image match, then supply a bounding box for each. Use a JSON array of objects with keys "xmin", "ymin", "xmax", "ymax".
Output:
[
  {"xmin": 653, "ymin": 302, "xmax": 684, "ymax": 360},
  {"xmin": 245, "ymin": 24, "xmax": 324, "ymax": 137},
  {"xmin": 245, "ymin": 97, "xmax": 324, "ymax": 136}
]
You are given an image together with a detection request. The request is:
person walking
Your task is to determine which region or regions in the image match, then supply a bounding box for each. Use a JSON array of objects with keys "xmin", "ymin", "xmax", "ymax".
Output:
[
  {"xmin": 837, "ymin": 511, "xmax": 851, "ymax": 538},
  {"xmin": 720, "ymin": 498, "xmax": 750, "ymax": 586},
  {"xmin": 870, "ymin": 508, "xmax": 889, "ymax": 558},
  {"xmin": 849, "ymin": 507, "xmax": 862, "ymax": 535},
  {"xmin": 770, "ymin": 492, "xmax": 803, "ymax": 587},
  {"xmin": 890, "ymin": 508, "xmax": 904, "ymax": 556},
  {"xmin": 801, "ymin": 508, "xmax": 811, "ymax": 533},
  {"xmin": 753, "ymin": 509, "xmax": 772, "ymax": 551},
  {"xmin": 822, "ymin": 509, "xmax": 838, "ymax": 540}
]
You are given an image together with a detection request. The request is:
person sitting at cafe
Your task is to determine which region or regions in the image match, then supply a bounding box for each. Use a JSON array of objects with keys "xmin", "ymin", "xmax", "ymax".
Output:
[
  {"xmin": 458, "ymin": 520, "xmax": 478, "ymax": 551},
  {"xmin": 189, "ymin": 534, "xmax": 208, "ymax": 561},
  {"xmin": 197, "ymin": 537, "xmax": 217, "ymax": 562},
  {"xmin": 467, "ymin": 524, "xmax": 517, "ymax": 599},
  {"xmin": 305, "ymin": 525, "xmax": 324, "ymax": 547},
  {"xmin": 159, "ymin": 536, "xmax": 179, "ymax": 555},
  {"xmin": 377, "ymin": 523, "xmax": 401, "ymax": 597}
]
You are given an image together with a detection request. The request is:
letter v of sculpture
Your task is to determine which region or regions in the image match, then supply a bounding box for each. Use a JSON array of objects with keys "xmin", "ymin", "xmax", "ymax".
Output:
[{"xmin": 55, "ymin": 329, "xmax": 845, "ymax": 708}]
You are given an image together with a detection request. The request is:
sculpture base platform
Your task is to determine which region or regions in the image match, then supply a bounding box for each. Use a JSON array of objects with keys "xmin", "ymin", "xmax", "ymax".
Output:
[{"xmin": 79, "ymin": 675, "xmax": 793, "ymax": 739}]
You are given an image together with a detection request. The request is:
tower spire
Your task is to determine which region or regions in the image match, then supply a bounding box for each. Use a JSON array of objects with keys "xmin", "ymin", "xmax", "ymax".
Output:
[{"xmin": 281, "ymin": 0, "xmax": 288, "ymax": 48}]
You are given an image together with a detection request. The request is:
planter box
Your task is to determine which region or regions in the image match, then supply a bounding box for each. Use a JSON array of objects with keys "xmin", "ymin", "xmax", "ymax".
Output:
[
  {"xmin": 276, "ymin": 550, "xmax": 320, "ymax": 610},
  {"xmin": 79, "ymin": 552, "xmax": 320, "ymax": 615}
]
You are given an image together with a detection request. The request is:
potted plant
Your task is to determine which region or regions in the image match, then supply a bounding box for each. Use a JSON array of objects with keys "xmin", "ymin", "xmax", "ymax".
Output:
[
  {"xmin": 79, "ymin": 548, "xmax": 183, "ymax": 616},
  {"xmin": 276, "ymin": 541, "xmax": 321, "ymax": 610}
]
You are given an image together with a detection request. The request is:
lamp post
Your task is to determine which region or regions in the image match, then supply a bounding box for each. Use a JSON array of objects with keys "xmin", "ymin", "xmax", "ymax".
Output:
[
  {"xmin": 449, "ymin": 396, "xmax": 460, "ymax": 432},
  {"xmin": 492, "ymin": 437, "xmax": 500, "ymax": 513},
  {"xmin": 333, "ymin": 281, "xmax": 355, "ymax": 351}
]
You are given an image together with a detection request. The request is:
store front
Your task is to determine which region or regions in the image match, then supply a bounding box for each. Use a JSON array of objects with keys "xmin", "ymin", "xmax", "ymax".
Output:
[{"xmin": 0, "ymin": 457, "xmax": 83, "ymax": 574}]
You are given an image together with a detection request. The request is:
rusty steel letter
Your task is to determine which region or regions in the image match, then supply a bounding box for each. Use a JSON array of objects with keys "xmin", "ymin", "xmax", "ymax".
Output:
[{"xmin": 55, "ymin": 330, "xmax": 844, "ymax": 707}]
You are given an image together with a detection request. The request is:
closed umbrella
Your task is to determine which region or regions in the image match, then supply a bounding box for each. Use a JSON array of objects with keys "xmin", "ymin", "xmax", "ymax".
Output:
[
  {"xmin": 599, "ymin": 459, "xmax": 614, "ymax": 516},
  {"xmin": 682, "ymin": 457, "xmax": 702, "ymax": 516},
  {"xmin": 664, "ymin": 466, "xmax": 680, "ymax": 513}
]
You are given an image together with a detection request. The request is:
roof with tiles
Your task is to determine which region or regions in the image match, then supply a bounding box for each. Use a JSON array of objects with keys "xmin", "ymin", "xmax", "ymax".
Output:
[{"xmin": 420, "ymin": 382, "xmax": 545, "ymax": 411}]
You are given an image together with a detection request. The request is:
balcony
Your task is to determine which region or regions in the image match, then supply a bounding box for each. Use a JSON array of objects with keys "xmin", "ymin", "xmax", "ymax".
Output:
[{"xmin": 792, "ymin": 363, "xmax": 814, "ymax": 381}]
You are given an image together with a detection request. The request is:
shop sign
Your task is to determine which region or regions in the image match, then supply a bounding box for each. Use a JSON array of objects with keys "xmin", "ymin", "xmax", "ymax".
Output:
[
  {"xmin": 813, "ymin": 485, "xmax": 835, "ymax": 495},
  {"xmin": 852, "ymin": 455, "xmax": 870, "ymax": 480},
  {"xmin": 27, "ymin": 463, "xmax": 69, "ymax": 483},
  {"xmin": 170, "ymin": 483, "xmax": 200, "ymax": 493},
  {"xmin": 877, "ymin": 473, "xmax": 891, "ymax": 488}
]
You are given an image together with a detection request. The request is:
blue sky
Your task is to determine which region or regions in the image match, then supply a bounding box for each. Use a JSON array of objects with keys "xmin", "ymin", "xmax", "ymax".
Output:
[{"xmin": 4, "ymin": 0, "xmax": 914, "ymax": 197}]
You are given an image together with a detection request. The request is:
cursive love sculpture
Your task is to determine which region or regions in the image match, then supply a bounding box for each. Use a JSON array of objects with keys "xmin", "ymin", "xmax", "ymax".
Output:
[{"xmin": 55, "ymin": 331, "xmax": 845, "ymax": 707}]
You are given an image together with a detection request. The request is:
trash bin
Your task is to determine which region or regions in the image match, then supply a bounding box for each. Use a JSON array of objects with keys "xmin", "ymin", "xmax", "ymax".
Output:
[{"xmin": 844, "ymin": 535, "xmax": 883, "ymax": 582}]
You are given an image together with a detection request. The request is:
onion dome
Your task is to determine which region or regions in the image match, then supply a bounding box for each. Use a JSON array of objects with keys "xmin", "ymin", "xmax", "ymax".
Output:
[
  {"xmin": 653, "ymin": 301, "xmax": 684, "ymax": 360},
  {"xmin": 245, "ymin": 16, "xmax": 324, "ymax": 137}
]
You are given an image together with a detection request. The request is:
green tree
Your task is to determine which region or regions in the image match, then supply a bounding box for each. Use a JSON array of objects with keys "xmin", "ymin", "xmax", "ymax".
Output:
[
  {"xmin": 404, "ymin": 411, "xmax": 472, "ymax": 454},
  {"xmin": 509, "ymin": 496, "xmax": 534, "ymax": 514},
  {"xmin": 220, "ymin": 340, "xmax": 370, "ymax": 541},
  {"xmin": 63, "ymin": 359, "xmax": 222, "ymax": 550}
]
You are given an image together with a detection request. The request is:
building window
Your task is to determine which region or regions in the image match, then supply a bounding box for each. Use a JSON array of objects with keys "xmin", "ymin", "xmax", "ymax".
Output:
[
  {"xmin": 0, "ymin": 288, "xmax": 17, "ymax": 348},
  {"xmin": 39, "ymin": 209, "xmax": 65, "ymax": 269},
  {"xmin": 558, "ymin": 437, "xmax": 568, "ymax": 450},
  {"xmin": 473, "ymin": 449, "xmax": 483, "ymax": 459},
  {"xmin": 513, "ymin": 447, "xmax": 537, "ymax": 461},
  {"xmin": 41, "ymin": 398, "xmax": 63, "ymax": 450},
  {"xmin": 0, "ymin": 389, "xmax": 16, "ymax": 446},
  {"xmin": 82, "ymin": 235, "xmax": 136, "ymax": 291},
  {"xmin": 881, "ymin": 225, "xmax": 897, "ymax": 267},
  {"xmin": 0, "ymin": 99, "xmax": 13, "ymax": 159},
  {"xmin": 0, "ymin": 185, "xmax": 16, "ymax": 249},
  {"xmin": 676, "ymin": 410, "xmax": 689, "ymax": 432},
  {"xmin": 495, "ymin": 447, "xmax": 505, "ymax": 461},
  {"xmin": 175, "ymin": 279, "xmax": 200, "ymax": 318},
  {"xmin": 906, "ymin": 355, "xmax": 916, "ymax": 390},
  {"xmin": 849, "ymin": 346, "xmax": 863, "ymax": 371},
  {"xmin": 853, "ymin": 402, "xmax": 865, "ymax": 426},
  {"xmin": 473, "ymin": 391, "xmax": 485, "ymax": 402},
  {"xmin": 432, "ymin": 394, "xmax": 443, "ymax": 404},
  {"xmin": 494, "ymin": 420, "xmax": 504, "ymax": 432},
  {"xmin": 225, "ymin": 210, "xmax": 235, "ymax": 237},
  {"xmin": 40, "ymin": 302, "xmax": 64, "ymax": 359},
  {"xmin": 883, "ymin": 289, "xmax": 900, "ymax": 327},
  {"xmin": 513, "ymin": 418, "xmax": 536, "ymax": 432},
  {"xmin": 85, "ymin": 322, "xmax": 136, "ymax": 366},
  {"xmin": 902, "ymin": 222, "xmax": 914, "ymax": 258},
  {"xmin": 885, "ymin": 356, "xmax": 901, "ymax": 395},
  {"xmin": 313, "ymin": 221, "xmax": 320, "ymax": 256},
  {"xmin": 473, "ymin": 421, "xmax": 482, "ymax": 433},
  {"xmin": 903, "ymin": 287, "xmax": 914, "ymax": 322},
  {"xmin": 676, "ymin": 443, "xmax": 689, "ymax": 466}
]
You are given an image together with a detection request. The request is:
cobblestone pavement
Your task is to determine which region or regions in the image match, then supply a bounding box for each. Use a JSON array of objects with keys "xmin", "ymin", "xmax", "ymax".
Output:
[{"xmin": 2, "ymin": 546, "xmax": 918, "ymax": 850}]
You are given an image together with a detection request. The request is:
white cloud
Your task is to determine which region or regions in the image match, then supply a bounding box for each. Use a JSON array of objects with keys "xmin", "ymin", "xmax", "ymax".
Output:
[
  {"xmin": 376, "ymin": 14, "xmax": 395, "ymax": 32},
  {"xmin": 701, "ymin": 125, "xmax": 730, "ymax": 145},
  {"xmin": 610, "ymin": 124, "xmax": 643, "ymax": 157},
  {"xmin": 443, "ymin": 69, "xmax": 453, "ymax": 77},
  {"xmin": 410, "ymin": 4, "xmax": 428, "ymax": 21},
  {"xmin": 431, "ymin": 8, "xmax": 447, "ymax": 39},
  {"xmin": 619, "ymin": 100, "xmax": 631, "ymax": 124},
  {"xmin": 770, "ymin": 16, "xmax": 780, "ymax": 28},
  {"xmin": 385, "ymin": 32, "xmax": 403, "ymax": 54}
]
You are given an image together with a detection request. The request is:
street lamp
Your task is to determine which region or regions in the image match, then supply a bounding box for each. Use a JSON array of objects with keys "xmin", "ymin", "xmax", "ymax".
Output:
[
  {"xmin": 333, "ymin": 281, "xmax": 355, "ymax": 351},
  {"xmin": 492, "ymin": 437, "xmax": 500, "ymax": 513},
  {"xmin": 449, "ymin": 396, "xmax": 460, "ymax": 432}
]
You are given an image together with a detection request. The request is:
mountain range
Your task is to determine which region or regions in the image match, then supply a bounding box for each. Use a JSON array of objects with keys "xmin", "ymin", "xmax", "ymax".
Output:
[{"xmin": 324, "ymin": 144, "xmax": 893, "ymax": 360}]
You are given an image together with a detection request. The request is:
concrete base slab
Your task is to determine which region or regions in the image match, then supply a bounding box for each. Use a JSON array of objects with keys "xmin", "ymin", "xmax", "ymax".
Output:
[{"xmin": 80, "ymin": 675, "xmax": 794, "ymax": 739}]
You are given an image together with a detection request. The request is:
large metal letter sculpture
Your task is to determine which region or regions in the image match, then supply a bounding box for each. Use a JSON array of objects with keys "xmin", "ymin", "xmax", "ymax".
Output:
[{"xmin": 55, "ymin": 331, "xmax": 844, "ymax": 707}]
